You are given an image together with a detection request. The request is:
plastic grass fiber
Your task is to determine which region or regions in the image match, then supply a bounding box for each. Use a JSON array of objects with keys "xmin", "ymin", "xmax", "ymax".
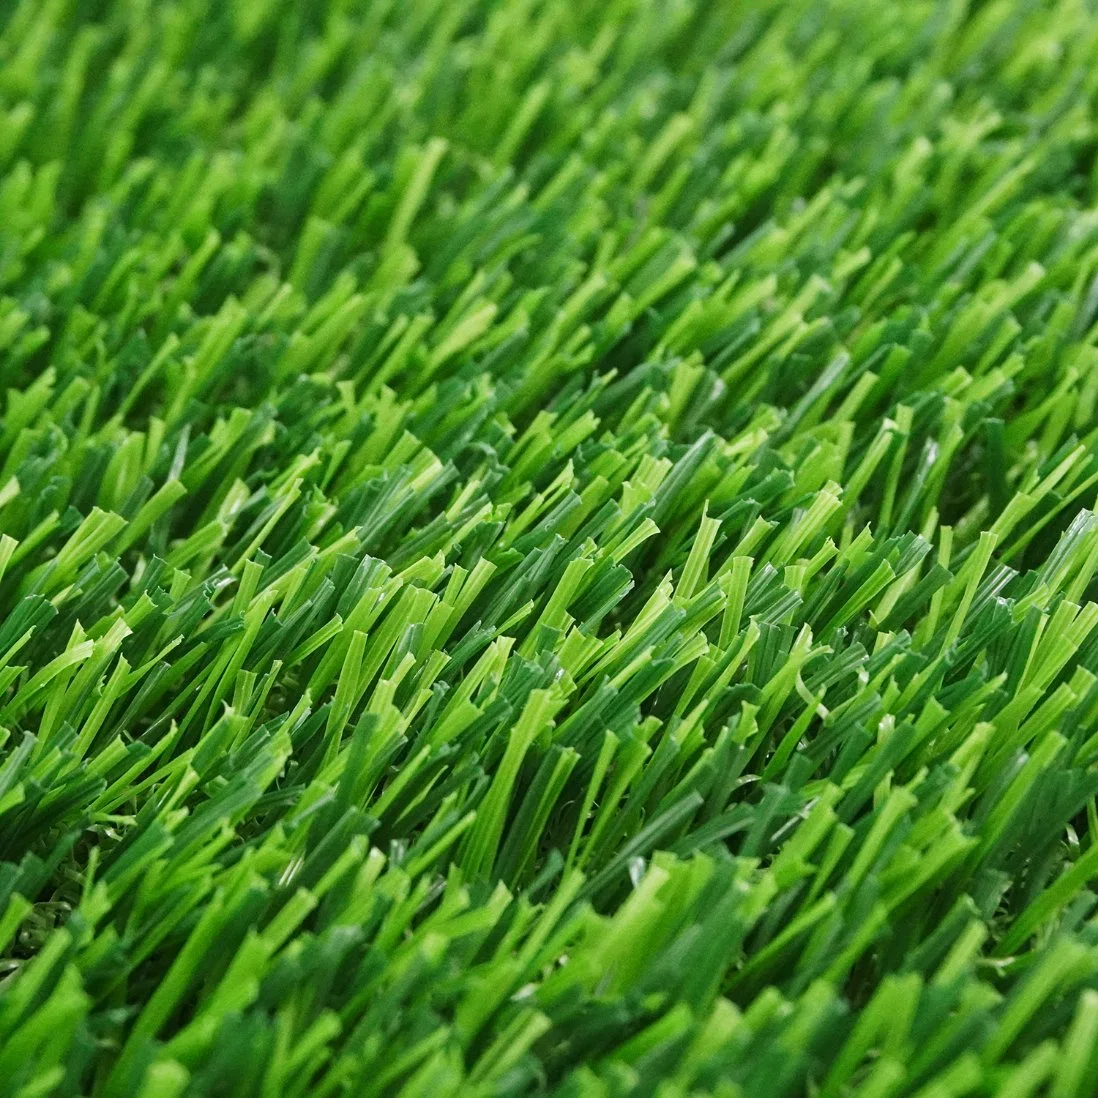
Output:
[{"xmin": 9, "ymin": 1, "xmax": 1098, "ymax": 1095}]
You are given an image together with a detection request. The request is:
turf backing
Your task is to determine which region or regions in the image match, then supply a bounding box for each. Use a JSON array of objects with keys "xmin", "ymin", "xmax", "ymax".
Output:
[{"xmin": 3, "ymin": 0, "xmax": 1098, "ymax": 1095}]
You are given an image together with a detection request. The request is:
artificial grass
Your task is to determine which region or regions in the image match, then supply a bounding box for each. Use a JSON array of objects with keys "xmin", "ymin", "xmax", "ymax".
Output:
[{"xmin": 3, "ymin": 0, "xmax": 1098, "ymax": 1094}]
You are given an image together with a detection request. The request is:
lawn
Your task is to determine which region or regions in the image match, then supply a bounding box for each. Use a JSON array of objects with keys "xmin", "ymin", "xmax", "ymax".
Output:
[{"xmin": 2, "ymin": 1, "xmax": 1098, "ymax": 1095}]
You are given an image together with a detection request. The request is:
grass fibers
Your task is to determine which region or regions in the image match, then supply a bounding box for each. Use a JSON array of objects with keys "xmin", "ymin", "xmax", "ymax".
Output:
[{"xmin": 4, "ymin": 1, "xmax": 1098, "ymax": 1095}]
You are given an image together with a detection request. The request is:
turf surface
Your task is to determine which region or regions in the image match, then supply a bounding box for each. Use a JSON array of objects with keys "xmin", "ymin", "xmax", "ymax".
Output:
[{"xmin": 3, "ymin": 0, "xmax": 1098, "ymax": 1094}]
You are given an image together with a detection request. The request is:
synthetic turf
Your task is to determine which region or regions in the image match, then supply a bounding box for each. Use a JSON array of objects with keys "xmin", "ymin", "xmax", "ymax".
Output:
[{"xmin": 3, "ymin": 1, "xmax": 1098, "ymax": 1095}]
